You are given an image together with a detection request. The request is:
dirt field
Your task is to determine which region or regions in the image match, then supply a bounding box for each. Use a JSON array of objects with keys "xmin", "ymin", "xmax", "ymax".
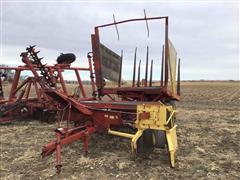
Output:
[{"xmin": 0, "ymin": 82, "xmax": 239, "ymax": 179}]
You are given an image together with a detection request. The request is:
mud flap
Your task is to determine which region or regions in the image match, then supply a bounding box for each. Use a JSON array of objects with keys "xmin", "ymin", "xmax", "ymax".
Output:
[{"xmin": 166, "ymin": 125, "xmax": 178, "ymax": 167}]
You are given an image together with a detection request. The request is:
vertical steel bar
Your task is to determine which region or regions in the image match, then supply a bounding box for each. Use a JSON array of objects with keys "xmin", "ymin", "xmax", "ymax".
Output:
[
  {"xmin": 118, "ymin": 50, "xmax": 123, "ymax": 87},
  {"xmin": 87, "ymin": 54, "xmax": 96, "ymax": 94},
  {"xmin": 92, "ymin": 28, "xmax": 103, "ymax": 92},
  {"xmin": 55, "ymin": 109, "xmax": 62, "ymax": 174},
  {"xmin": 161, "ymin": 45, "xmax": 164, "ymax": 86},
  {"xmin": 83, "ymin": 135, "xmax": 89, "ymax": 156},
  {"xmin": 149, "ymin": 60, "xmax": 153, "ymax": 87},
  {"xmin": 164, "ymin": 17, "xmax": 169, "ymax": 86},
  {"xmin": 144, "ymin": 46, "xmax": 149, "ymax": 87},
  {"xmin": 132, "ymin": 48, "xmax": 137, "ymax": 87},
  {"xmin": 67, "ymin": 103, "xmax": 71, "ymax": 132},
  {"xmin": 55, "ymin": 131, "xmax": 62, "ymax": 174},
  {"xmin": 177, "ymin": 58, "xmax": 181, "ymax": 96},
  {"xmin": 137, "ymin": 60, "xmax": 141, "ymax": 87}
]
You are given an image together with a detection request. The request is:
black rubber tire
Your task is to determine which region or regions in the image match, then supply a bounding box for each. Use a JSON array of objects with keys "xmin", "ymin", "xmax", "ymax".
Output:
[
  {"xmin": 153, "ymin": 130, "xmax": 167, "ymax": 149},
  {"xmin": 136, "ymin": 129, "xmax": 154, "ymax": 157},
  {"xmin": 165, "ymin": 100, "xmax": 176, "ymax": 109},
  {"xmin": 57, "ymin": 53, "xmax": 76, "ymax": 64}
]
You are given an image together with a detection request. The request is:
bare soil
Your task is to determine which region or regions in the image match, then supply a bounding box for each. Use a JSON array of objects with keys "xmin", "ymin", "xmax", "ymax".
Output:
[{"xmin": 0, "ymin": 82, "xmax": 240, "ymax": 179}]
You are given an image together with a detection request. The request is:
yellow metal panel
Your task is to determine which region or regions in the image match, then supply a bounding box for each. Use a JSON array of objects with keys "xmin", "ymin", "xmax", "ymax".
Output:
[
  {"xmin": 166, "ymin": 125, "xmax": 178, "ymax": 152},
  {"xmin": 166, "ymin": 125, "xmax": 178, "ymax": 167},
  {"xmin": 108, "ymin": 102, "xmax": 178, "ymax": 168},
  {"xmin": 136, "ymin": 103, "xmax": 170, "ymax": 130}
]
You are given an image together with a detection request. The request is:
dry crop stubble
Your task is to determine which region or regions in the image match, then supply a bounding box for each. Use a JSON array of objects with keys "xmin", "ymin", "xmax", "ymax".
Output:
[{"xmin": 0, "ymin": 81, "xmax": 239, "ymax": 179}]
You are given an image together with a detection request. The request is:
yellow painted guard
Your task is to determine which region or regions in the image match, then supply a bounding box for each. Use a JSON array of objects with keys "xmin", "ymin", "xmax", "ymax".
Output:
[{"xmin": 108, "ymin": 102, "xmax": 178, "ymax": 167}]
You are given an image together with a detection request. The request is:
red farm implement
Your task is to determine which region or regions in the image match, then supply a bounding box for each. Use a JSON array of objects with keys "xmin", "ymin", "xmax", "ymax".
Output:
[{"xmin": 0, "ymin": 15, "xmax": 181, "ymax": 173}]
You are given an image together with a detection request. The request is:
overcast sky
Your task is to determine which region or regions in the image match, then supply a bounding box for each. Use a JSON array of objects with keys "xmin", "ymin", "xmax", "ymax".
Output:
[{"xmin": 1, "ymin": 1, "xmax": 239, "ymax": 80}]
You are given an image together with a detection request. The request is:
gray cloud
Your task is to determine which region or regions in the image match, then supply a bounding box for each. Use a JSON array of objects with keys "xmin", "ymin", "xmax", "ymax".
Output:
[{"xmin": 1, "ymin": 1, "xmax": 239, "ymax": 80}]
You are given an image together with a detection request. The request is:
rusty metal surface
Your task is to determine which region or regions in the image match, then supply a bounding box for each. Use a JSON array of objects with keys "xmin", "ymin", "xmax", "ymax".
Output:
[
  {"xmin": 100, "ymin": 43, "xmax": 122, "ymax": 82},
  {"xmin": 0, "ymin": 14, "xmax": 181, "ymax": 173},
  {"xmin": 168, "ymin": 39, "xmax": 177, "ymax": 96},
  {"xmin": 91, "ymin": 15, "xmax": 180, "ymax": 101}
]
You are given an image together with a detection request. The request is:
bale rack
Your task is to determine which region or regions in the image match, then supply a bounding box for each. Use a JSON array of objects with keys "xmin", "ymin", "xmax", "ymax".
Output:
[{"xmin": 0, "ymin": 15, "xmax": 181, "ymax": 173}]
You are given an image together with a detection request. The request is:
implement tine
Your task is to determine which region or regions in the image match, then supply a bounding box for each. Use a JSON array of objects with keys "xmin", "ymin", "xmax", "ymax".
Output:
[
  {"xmin": 149, "ymin": 60, "xmax": 153, "ymax": 87},
  {"xmin": 145, "ymin": 46, "xmax": 149, "ymax": 87},
  {"xmin": 137, "ymin": 60, "xmax": 141, "ymax": 87},
  {"xmin": 132, "ymin": 47, "xmax": 137, "ymax": 87}
]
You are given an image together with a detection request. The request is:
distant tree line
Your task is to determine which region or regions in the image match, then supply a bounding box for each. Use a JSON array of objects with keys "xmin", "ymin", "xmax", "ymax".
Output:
[
  {"xmin": 65, "ymin": 80, "xmax": 92, "ymax": 85},
  {"xmin": 0, "ymin": 64, "xmax": 14, "ymax": 82}
]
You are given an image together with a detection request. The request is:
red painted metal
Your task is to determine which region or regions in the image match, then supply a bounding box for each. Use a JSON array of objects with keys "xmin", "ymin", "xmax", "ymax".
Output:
[
  {"xmin": 56, "ymin": 66, "xmax": 68, "ymax": 94},
  {"xmin": 161, "ymin": 45, "xmax": 164, "ymax": 86},
  {"xmin": 0, "ymin": 15, "xmax": 181, "ymax": 173},
  {"xmin": 0, "ymin": 51, "xmax": 96, "ymax": 123},
  {"xmin": 96, "ymin": 16, "xmax": 168, "ymax": 28},
  {"xmin": 9, "ymin": 69, "xmax": 21, "ymax": 101},
  {"xmin": 139, "ymin": 111, "xmax": 150, "ymax": 120},
  {"xmin": 42, "ymin": 127, "xmax": 96, "ymax": 158},
  {"xmin": 75, "ymin": 69, "xmax": 86, "ymax": 98},
  {"xmin": 89, "ymin": 16, "xmax": 179, "ymax": 104}
]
